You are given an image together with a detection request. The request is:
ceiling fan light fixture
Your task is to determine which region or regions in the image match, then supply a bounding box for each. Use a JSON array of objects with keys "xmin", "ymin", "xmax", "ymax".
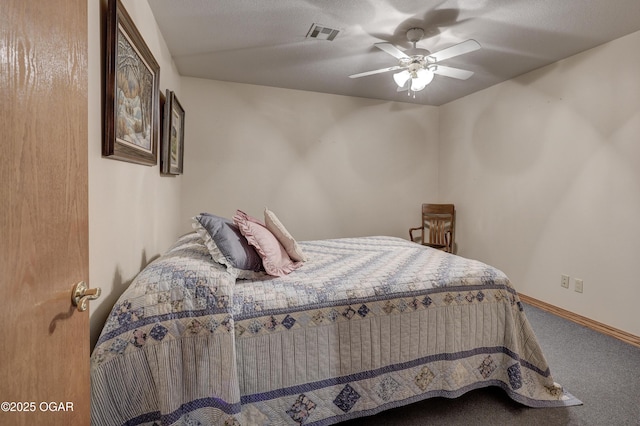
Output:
[
  {"xmin": 395, "ymin": 64, "xmax": 434, "ymax": 92},
  {"xmin": 393, "ymin": 70, "xmax": 411, "ymax": 88}
]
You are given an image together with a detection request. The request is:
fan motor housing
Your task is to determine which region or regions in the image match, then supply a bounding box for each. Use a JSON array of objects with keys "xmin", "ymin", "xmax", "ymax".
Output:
[{"xmin": 404, "ymin": 47, "xmax": 431, "ymax": 57}]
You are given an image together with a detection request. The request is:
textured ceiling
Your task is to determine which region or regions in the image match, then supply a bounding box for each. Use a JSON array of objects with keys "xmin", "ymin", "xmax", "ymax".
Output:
[{"xmin": 147, "ymin": 0, "xmax": 640, "ymax": 106}]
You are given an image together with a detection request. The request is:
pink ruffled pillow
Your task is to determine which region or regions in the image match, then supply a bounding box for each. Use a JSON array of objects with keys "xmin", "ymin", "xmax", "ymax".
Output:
[{"xmin": 233, "ymin": 210, "xmax": 302, "ymax": 276}]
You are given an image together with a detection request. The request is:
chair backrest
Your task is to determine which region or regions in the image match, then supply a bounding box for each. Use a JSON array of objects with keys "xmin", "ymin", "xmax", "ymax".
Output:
[{"xmin": 421, "ymin": 204, "xmax": 455, "ymax": 252}]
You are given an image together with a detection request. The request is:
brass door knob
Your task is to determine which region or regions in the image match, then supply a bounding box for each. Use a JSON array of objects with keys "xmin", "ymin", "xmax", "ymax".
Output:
[{"xmin": 71, "ymin": 281, "xmax": 101, "ymax": 312}]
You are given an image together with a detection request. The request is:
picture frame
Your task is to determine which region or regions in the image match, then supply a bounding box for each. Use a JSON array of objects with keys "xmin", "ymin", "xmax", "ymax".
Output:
[
  {"xmin": 103, "ymin": 0, "xmax": 160, "ymax": 166},
  {"xmin": 161, "ymin": 90, "xmax": 185, "ymax": 175}
]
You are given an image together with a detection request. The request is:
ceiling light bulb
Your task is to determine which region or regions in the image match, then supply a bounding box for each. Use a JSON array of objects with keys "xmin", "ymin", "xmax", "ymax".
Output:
[
  {"xmin": 416, "ymin": 68, "xmax": 434, "ymax": 86},
  {"xmin": 411, "ymin": 78, "xmax": 427, "ymax": 92},
  {"xmin": 409, "ymin": 68, "xmax": 434, "ymax": 92},
  {"xmin": 393, "ymin": 70, "xmax": 410, "ymax": 88}
]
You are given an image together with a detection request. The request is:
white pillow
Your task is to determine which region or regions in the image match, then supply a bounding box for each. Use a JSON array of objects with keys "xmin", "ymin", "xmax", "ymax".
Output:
[{"xmin": 263, "ymin": 208, "xmax": 308, "ymax": 262}]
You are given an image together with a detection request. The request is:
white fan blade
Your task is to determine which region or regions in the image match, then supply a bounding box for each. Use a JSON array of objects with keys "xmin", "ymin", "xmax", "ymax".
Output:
[
  {"xmin": 374, "ymin": 42, "xmax": 409, "ymax": 59},
  {"xmin": 429, "ymin": 39, "xmax": 481, "ymax": 62},
  {"xmin": 349, "ymin": 65, "xmax": 403, "ymax": 79},
  {"xmin": 432, "ymin": 65, "xmax": 474, "ymax": 80}
]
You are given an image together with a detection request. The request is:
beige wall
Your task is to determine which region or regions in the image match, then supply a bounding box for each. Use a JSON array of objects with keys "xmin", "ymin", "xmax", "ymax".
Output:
[
  {"xmin": 88, "ymin": 0, "xmax": 184, "ymax": 347},
  {"xmin": 87, "ymin": 2, "xmax": 439, "ymax": 346},
  {"xmin": 439, "ymin": 30, "xmax": 640, "ymax": 336},
  {"xmin": 179, "ymin": 79, "xmax": 440, "ymax": 241}
]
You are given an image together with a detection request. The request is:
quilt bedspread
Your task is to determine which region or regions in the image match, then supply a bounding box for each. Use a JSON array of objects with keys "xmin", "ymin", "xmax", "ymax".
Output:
[{"xmin": 91, "ymin": 233, "xmax": 580, "ymax": 426}]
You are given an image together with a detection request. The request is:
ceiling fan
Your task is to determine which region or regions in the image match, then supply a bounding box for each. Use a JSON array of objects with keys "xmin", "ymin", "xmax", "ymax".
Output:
[{"xmin": 349, "ymin": 28, "xmax": 481, "ymax": 96}]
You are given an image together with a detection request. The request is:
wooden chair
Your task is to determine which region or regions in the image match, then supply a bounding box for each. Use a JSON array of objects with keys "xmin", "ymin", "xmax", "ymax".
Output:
[{"xmin": 409, "ymin": 204, "xmax": 456, "ymax": 253}]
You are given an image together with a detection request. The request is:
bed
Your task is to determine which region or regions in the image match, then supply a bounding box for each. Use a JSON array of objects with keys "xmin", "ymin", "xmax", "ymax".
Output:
[{"xmin": 91, "ymin": 213, "xmax": 581, "ymax": 425}]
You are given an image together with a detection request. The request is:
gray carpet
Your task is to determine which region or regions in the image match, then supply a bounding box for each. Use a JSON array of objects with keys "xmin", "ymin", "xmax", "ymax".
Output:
[{"xmin": 341, "ymin": 303, "xmax": 640, "ymax": 425}]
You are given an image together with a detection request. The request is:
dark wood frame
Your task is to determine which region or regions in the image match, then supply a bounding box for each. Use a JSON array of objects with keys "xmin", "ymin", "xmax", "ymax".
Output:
[
  {"xmin": 103, "ymin": 0, "xmax": 160, "ymax": 166},
  {"xmin": 409, "ymin": 203, "xmax": 456, "ymax": 253},
  {"xmin": 161, "ymin": 90, "xmax": 185, "ymax": 175}
]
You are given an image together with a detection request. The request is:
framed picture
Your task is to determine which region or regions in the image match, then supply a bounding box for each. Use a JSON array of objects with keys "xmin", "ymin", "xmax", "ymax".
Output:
[
  {"xmin": 103, "ymin": 0, "xmax": 160, "ymax": 166},
  {"xmin": 161, "ymin": 90, "xmax": 185, "ymax": 175}
]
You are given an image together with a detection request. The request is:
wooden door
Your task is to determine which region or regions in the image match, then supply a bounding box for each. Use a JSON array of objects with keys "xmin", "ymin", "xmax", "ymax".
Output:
[{"xmin": 0, "ymin": 0, "xmax": 90, "ymax": 425}]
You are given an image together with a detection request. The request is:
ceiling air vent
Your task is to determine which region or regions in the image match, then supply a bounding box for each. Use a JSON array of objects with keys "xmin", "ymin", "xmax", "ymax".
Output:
[{"xmin": 306, "ymin": 23, "xmax": 340, "ymax": 41}]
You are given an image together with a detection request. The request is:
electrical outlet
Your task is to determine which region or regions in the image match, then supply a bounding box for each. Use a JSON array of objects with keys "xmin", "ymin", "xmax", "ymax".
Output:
[
  {"xmin": 561, "ymin": 274, "xmax": 570, "ymax": 289},
  {"xmin": 575, "ymin": 278, "xmax": 583, "ymax": 293}
]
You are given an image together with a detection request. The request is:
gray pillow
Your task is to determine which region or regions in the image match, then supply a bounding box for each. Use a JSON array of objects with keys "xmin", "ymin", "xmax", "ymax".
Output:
[{"xmin": 193, "ymin": 213, "xmax": 263, "ymax": 273}]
